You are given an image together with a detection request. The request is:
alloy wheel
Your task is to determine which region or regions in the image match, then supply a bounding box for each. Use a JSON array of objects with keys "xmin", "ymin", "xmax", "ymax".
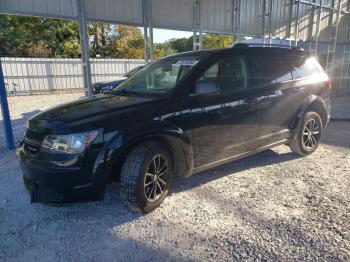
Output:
[
  {"xmin": 144, "ymin": 154, "xmax": 168, "ymax": 202},
  {"xmin": 302, "ymin": 118, "xmax": 320, "ymax": 149}
]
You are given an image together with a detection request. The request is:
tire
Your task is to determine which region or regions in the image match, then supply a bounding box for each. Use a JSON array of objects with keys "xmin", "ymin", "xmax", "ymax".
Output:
[
  {"xmin": 119, "ymin": 141, "xmax": 173, "ymax": 213},
  {"xmin": 289, "ymin": 111, "xmax": 323, "ymax": 156}
]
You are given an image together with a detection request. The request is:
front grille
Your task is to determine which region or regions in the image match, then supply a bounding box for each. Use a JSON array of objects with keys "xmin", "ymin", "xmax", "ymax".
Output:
[
  {"xmin": 23, "ymin": 129, "xmax": 45, "ymax": 156},
  {"xmin": 24, "ymin": 176, "xmax": 63, "ymax": 203},
  {"xmin": 31, "ymin": 185, "xmax": 63, "ymax": 203},
  {"xmin": 23, "ymin": 140, "xmax": 41, "ymax": 155}
]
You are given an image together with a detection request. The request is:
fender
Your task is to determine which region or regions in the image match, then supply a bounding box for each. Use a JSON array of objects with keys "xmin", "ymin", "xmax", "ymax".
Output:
[
  {"xmin": 289, "ymin": 95, "xmax": 329, "ymax": 138},
  {"xmin": 90, "ymin": 120, "xmax": 195, "ymax": 198}
]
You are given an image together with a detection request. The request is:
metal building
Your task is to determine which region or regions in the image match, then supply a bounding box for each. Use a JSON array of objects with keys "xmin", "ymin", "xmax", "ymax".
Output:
[{"xmin": 0, "ymin": 0, "xmax": 350, "ymax": 149}]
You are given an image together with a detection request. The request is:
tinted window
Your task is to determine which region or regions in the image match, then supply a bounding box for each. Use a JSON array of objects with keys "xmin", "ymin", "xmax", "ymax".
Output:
[
  {"xmin": 115, "ymin": 55, "xmax": 206, "ymax": 96},
  {"xmin": 255, "ymin": 53, "xmax": 293, "ymax": 85},
  {"xmin": 198, "ymin": 55, "xmax": 252, "ymax": 95},
  {"xmin": 287, "ymin": 55, "xmax": 322, "ymax": 79},
  {"xmin": 200, "ymin": 63, "xmax": 219, "ymax": 81}
]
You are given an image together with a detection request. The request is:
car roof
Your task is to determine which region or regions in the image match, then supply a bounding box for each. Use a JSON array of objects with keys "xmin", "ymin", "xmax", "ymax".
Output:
[{"xmin": 167, "ymin": 46, "xmax": 307, "ymax": 59}]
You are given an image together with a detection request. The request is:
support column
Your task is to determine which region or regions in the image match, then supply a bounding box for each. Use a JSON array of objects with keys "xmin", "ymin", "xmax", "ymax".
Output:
[
  {"xmin": 143, "ymin": 0, "xmax": 150, "ymax": 62},
  {"xmin": 286, "ymin": 0, "xmax": 294, "ymax": 45},
  {"xmin": 267, "ymin": 0, "xmax": 273, "ymax": 44},
  {"xmin": 231, "ymin": 0, "xmax": 241, "ymax": 45},
  {"xmin": 192, "ymin": 0, "xmax": 201, "ymax": 51},
  {"xmin": 149, "ymin": 0, "xmax": 154, "ymax": 61},
  {"xmin": 294, "ymin": 0, "xmax": 301, "ymax": 46},
  {"xmin": 144, "ymin": 26, "xmax": 149, "ymax": 63},
  {"xmin": 0, "ymin": 59, "xmax": 15, "ymax": 150},
  {"xmin": 261, "ymin": 0, "xmax": 267, "ymax": 43},
  {"xmin": 77, "ymin": 0, "xmax": 92, "ymax": 97},
  {"xmin": 314, "ymin": 0, "xmax": 323, "ymax": 55}
]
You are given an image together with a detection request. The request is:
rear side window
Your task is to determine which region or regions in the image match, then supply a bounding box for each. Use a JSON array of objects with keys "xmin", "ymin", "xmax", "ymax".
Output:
[
  {"xmin": 254, "ymin": 53, "xmax": 293, "ymax": 85},
  {"xmin": 287, "ymin": 55, "xmax": 322, "ymax": 79}
]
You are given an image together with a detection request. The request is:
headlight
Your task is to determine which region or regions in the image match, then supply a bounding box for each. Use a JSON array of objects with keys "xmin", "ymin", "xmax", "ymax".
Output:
[{"xmin": 42, "ymin": 130, "xmax": 98, "ymax": 154}]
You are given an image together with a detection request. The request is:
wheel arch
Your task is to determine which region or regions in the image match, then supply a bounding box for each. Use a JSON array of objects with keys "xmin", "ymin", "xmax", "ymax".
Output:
[
  {"xmin": 290, "ymin": 95, "xmax": 329, "ymax": 137},
  {"xmin": 101, "ymin": 129, "xmax": 195, "ymax": 185}
]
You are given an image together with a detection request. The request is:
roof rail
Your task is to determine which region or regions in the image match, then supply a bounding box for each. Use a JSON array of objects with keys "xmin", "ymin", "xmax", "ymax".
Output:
[{"xmin": 233, "ymin": 43, "xmax": 304, "ymax": 51}]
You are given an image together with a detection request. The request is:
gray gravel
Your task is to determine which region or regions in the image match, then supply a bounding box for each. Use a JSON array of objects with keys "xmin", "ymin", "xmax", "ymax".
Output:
[{"xmin": 0, "ymin": 94, "xmax": 350, "ymax": 261}]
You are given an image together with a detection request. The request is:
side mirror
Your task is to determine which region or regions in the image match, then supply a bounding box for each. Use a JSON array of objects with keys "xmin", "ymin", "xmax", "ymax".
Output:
[{"xmin": 192, "ymin": 80, "xmax": 220, "ymax": 96}]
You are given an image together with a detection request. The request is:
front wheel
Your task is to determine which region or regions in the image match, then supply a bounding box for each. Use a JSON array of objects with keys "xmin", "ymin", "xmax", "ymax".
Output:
[
  {"xmin": 289, "ymin": 111, "xmax": 323, "ymax": 156},
  {"xmin": 119, "ymin": 141, "xmax": 173, "ymax": 213}
]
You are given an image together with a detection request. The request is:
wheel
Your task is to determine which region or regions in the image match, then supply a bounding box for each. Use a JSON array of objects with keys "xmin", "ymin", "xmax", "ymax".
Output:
[
  {"xmin": 289, "ymin": 111, "xmax": 323, "ymax": 156},
  {"xmin": 119, "ymin": 141, "xmax": 173, "ymax": 213}
]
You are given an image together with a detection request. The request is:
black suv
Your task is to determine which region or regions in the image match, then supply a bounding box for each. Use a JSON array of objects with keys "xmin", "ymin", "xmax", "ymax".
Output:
[{"xmin": 17, "ymin": 45, "xmax": 331, "ymax": 213}]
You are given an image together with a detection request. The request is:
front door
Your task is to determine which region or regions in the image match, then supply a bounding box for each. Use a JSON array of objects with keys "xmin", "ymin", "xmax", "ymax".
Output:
[{"xmin": 189, "ymin": 53, "xmax": 269, "ymax": 168}]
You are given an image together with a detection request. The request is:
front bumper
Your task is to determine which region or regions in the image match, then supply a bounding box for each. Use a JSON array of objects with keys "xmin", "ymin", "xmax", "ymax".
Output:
[{"xmin": 17, "ymin": 145, "xmax": 103, "ymax": 204}]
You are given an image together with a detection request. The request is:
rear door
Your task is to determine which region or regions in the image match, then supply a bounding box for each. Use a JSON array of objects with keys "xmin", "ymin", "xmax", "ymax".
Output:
[{"xmin": 253, "ymin": 52, "xmax": 304, "ymax": 145}]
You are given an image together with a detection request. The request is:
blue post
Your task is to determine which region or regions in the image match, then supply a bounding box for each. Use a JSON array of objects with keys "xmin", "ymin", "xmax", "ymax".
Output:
[{"xmin": 0, "ymin": 58, "xmax": 15, "ymax": 150}]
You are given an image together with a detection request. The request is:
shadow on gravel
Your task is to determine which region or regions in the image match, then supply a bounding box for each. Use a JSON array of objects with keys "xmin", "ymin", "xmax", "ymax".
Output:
[{"xmin": 173, "ymin": 149, "xmax": 301, "ymax": 193}]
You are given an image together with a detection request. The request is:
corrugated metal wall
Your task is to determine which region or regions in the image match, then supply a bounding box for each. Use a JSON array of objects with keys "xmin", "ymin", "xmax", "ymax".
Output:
[
  {"xmin": 152, "ymin": 0, "xmax": 194, "ymax": 31},
  {"xmin": 201, "ymin": 0, "xmax": 232, "ymax": 33},
  {"xmin": 0, "ymin": 0, "xmax": 77, "ymax": 19},
  {"xmin": 1, "ymin": 0, "xmax": 349, "ymax": 43},
  {"xmin": 1, "ymin": 58, "xmax": 145, "ymax": 95},
  {"xmin": 85, "ymin": 0, "xmax": 143, "ymax": 25}
]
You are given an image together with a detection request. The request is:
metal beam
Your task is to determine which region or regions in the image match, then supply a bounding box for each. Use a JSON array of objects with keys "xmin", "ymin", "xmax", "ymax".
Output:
[
  {"xmin": 314, "ymin": 0, "xmax": 323, "ymax": 55},
  {"xmin": 307, "ymin": 1, "xmax": 316, "ymax": 41},
  {"xmin": 261, "ymin": 0, "xmax": 267, "ymax": 43},
  {"xmin": 298, "ymin": 0, "xmax": 349, "ymax": 14},
  {"xmin": 231, "ymin": 0, "xmax": 241, "ymax": 44},
  {"xmin": 144, "ymin": 27, "xmax": 149, "ymax": 63},
  {"xmin": 267, "ymin": 0, "xmax": 273, "ymax": 44},
  {"xmin": 143, "ymin": 0, "xmax": 149, "ymax": 62},
  {"xmin": 149, "ymin": 0, "xmax": 154, "ymax": 61},
  {"xmin": 192, "ymin": 0, "xmax": 201, "ymax": 51},
  {"xmin": 286, "ymin": 0, "xmax": 294, "ymax": 45},
  {"xmin": 294, "ymin": 0, "xmax": 301, "ymax": 46},
  {"xmin": 77, "ymin": 0, "xmax": 92, "ymax": 97},
  {"xmin": 0, "ymin": 59, "xmax": 15, "ymax": 150}
]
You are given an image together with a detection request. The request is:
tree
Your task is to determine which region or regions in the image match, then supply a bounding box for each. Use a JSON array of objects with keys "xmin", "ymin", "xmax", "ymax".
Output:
[
  {"xmin": 202, "ymin": 34, "xmax": 233, "ymax": 49},
  {"xmin": 0, "ymin": 14, "xmax": 237, "ymax": 59},
  {"xmin": 0, "ymin": 15, "xmax": 80, "ymax": 57},
  {"xmin": 106, "ymin": 25, "xmax": 144, "ymax": 59},
  {"xmin": 167, "ymin": 37, "xmax": 193, "ymax": 53},
  {"xmin": 154, "ymin": 43, "xmax": 176, "ymax": 58}
]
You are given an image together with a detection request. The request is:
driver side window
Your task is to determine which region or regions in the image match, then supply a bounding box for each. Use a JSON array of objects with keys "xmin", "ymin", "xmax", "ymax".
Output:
[{"xmin": 197, "ymin": 55, "xmax": 249, "ymax": 96}]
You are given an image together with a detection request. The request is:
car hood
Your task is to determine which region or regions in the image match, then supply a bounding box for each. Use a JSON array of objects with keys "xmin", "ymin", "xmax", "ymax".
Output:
[{"xmin": 29, "ymin": 94, "xmax": 158, "ymax": 127}]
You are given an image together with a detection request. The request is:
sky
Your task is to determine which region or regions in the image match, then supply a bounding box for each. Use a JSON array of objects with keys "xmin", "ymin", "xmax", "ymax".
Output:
[{"xmin": 141, "ymin": 28, "xmax": 193, "ymax": 43}]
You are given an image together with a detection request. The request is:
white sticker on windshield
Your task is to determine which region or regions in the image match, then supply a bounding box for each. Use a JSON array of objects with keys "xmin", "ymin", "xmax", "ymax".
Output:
[{"xmin": 175, "ymin": 60, "xmax": 199, "ymax": 66}]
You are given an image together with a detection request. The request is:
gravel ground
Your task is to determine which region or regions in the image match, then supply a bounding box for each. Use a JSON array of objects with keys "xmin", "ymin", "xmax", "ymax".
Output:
[{"xmin": 0, "ymin": 94, "xmax": 350, "ymax": 261}]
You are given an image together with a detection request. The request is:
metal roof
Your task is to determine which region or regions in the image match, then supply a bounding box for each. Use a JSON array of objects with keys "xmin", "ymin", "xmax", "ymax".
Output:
[{"xmin": 1, "ymin": 0, "xmax": 348, "ymax": 41}]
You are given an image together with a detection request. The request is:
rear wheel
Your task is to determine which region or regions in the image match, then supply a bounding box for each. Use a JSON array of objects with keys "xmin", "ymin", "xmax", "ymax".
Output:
[
  {"xmin": 119, "ymin": 141, "xmax": 173, "ymax": 213},
  {"xmin": 289, "ymin": 111, "xmax": 323, "ymax": 156}
]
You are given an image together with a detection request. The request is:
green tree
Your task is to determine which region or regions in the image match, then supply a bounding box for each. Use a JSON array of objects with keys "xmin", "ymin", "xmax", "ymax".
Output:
[
  {"xmin": 106, "ymin": 25, "xmax": 145, "ymax": 59},
  {"xmin": 202, "ymin": 34, "xmax": 233, "ymax": 49},
  {"xmin": 166, "ymin": 37, "xmax": 193, "ymax": 53},
  {"xmin": 0, "ymin": 15, "xmax": 80, "ymax": 57}
]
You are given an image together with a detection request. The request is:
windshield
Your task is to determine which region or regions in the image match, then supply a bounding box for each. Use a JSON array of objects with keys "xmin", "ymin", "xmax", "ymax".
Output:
[{"xmin": 113, "ymin": 55, "xmax": 204, "ymax": 96}]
